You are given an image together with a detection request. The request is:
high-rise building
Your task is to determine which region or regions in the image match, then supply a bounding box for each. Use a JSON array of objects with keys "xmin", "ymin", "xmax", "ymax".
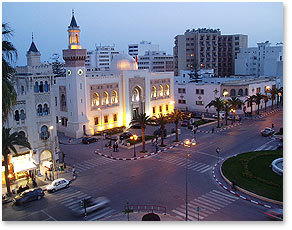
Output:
[
  {"xmin": 173, "ymin": 28, "xmax": 248, "ymax": 77},
  {"xmin": 85, "ymin": 45, "xmax": 120, "ymax": 71},
  {"xmin": 128, "ymin": 41, "xmax": 159, "ymax": 57},
  {"xmin": 137, "ymin": 50, "xmax": 173, "ymax": 72},
  {"xmin": 235, "ymin": 41, "xmax": 283, "ymax": 79}
]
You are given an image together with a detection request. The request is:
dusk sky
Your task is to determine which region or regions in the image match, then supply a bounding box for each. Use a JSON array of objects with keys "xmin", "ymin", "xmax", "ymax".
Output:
[{"xmin": 3, "ymin": 1, "xmax": 283, "ymax": 66}]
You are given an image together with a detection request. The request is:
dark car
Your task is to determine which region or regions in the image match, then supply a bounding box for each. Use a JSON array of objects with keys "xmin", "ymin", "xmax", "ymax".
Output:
[
  {"xmin": 82, "ymin": 137, "xmax": 98, "ymax": 144},
  {"xmin": 130, "ymin": 123, "xmax": 142, "ymax": 129},
  {"xmin": 12, "ymin": 188, "xmax": 44, "ymax": 205},
  {"xmin": 119, "ymin": 132, "xmax": 132, "ymax": 141}
]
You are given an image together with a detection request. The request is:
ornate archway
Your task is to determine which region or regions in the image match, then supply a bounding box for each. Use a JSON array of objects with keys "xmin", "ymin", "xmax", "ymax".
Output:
[{"xmin": 131, "ymin": 85, "xmax": 144, "ymax": 118}]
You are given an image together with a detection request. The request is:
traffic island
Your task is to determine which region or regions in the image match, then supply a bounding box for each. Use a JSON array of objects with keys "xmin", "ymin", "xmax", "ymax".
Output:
[{"xmin": 220, "ymin": 150, "xmax": 283, "ymax": 205}]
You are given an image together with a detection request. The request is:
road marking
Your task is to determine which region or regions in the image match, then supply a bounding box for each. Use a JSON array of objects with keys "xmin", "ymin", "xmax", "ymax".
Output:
[
  {"xmin": 200, "ymin": 166, "xmax": 213, "ymax": 173},
  {"xmin": 197, "ymin": 197, "xmax": 225, "ymax": 208},
  {"xmin": 41, "ymin": 210, "xmax": 57, "ymax": 221},
  {"xmin": 211, "ymin": 190, "xmax": 239, "ymax": 200}
]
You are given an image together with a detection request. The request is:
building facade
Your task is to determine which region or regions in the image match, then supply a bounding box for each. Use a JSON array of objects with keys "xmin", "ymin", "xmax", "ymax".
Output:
[
  {"xmin": 55, "ymin": 14, "xmax": 175, "ymax": 138},
  {"xmin": 173, "ymin": 28, "xmax": 248, "ymax": 77},
  {"xmin": 235, "ymin": 41, "xmax": 283, "ymax": 80},
  {"xmin": 128, "ymin": 41, "xmax": 159, "ymax": 57},
  {"xmin": 85, "ymin": 45, "xmax": 120, "ymax": 71},
  {"xmin": 3, "ymin": 38, "xmax": 59, "ymax": 185},
  {"xmin": 137, "ymin": 50, "xmax": 174, "ymax": 72}
]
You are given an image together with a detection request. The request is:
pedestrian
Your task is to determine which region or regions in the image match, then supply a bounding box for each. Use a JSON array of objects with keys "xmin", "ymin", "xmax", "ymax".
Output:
[
  {"xmin": 109, "ymin": 140, "xmax": 112, "ymax": 149},
  {"xmin": 212, "ymin": 127, "xmax": 215, "ymax": 133},
  {"xmin": 33, "ymin": 179, "xmax": 37, "ymax": 188},
  {"xmin": 272, "ymin": 123, "xmax": 274, "ymax": 129},
  {"xmin": 113, "ymin": 143, "xmax": 116, "ymax": 152},
  {"xmin": 49, "ymin": 172, "xmax": 52, "ymax": 181},
  {"xmin": 155, "ymin": 143, "xmax": 159, "ymax": 153},
  {"xmin": 72, "ymin": 166, "xmax": 76, "ymax": 175},
  {"xmin": 45, "ymin": 171, "xmax": 48, "ymax": 181},
  {"xmin": 116, "ymin": 143, "xmax": 119, "ymax": 152}
]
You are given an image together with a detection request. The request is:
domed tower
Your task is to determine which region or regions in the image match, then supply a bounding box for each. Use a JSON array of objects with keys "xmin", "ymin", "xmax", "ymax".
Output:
[
  {"xmin": 62, "ymin": 10, "xmax": 88, "ymax": 138},
  {"xmin": 26, "ymin": 33, "xmax": 41, "ymax": 66}
]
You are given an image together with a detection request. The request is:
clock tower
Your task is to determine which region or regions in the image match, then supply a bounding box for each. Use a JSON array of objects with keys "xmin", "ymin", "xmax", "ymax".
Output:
[{"xmin": 63, "ymin": 10, "xmax": 88, "ymax": 138}]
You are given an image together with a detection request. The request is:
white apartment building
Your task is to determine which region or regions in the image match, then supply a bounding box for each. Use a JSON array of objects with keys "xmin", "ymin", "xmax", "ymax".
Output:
[
  {"xmin": 3, "ymin": 38, "xmax": 59, "ymax": 185},
  {"xmin": 137, "ymin": 50, "xmax": 173, "ymax": 72},
  {"xmin": 85, "ymin": 45, "xmax": 120, "ymax": 71},
  {"xmin": 128, "ymin": 41, "xmax": 159, "ymax": 57},
  {"xmin": 235, "ymin": 41, "xmax": 283, "ymax": 80}
]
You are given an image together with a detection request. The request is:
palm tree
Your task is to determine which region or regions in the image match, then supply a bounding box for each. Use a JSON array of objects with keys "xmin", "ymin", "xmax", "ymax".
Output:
[
  {"xmin": 223, "ymin": 101, "xmax": 232, "ymax": 126},
  {"xmin": 2, "ymin": 128, "xmax": 31, "ymax": 194},
  {"xmin": 2, "ymin": 23, "xmax": 18, "ymax": 122},
  {"xmin": 168, "ymin": 109, "xmax": 185, "ymax": 142},
  {"xmin": 206, "ymin": 97, "xmax": 224, "ymax": 128},
  {"xmin": 153, "ymin": 114, "xmax": 170, "ymax": 147},
  {"xmin": 263, "ymin": 94, "xmax": 269, "ymax": 112},
  {"xmin": 268, "ymin": 88, "xmax": 277, "ymax": 111},
  {"xmin": 130, "ymin": 113, "xmax": 152, "ymax": 153},
  {"xmin": 245, "ymin": 96, "xmax": 255, "ymax": 117},
  {"xmin": 228, "ymin": 97, "xmax": 244, "ymax": 122},
  {"xmin": 253, "ymin": 93, "xmax": 264, "ymax": 115}
]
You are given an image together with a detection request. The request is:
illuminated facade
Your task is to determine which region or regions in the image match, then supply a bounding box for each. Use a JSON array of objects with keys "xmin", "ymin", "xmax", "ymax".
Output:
[{"xmin": 55, "ymin": 13, "xmax": 175, "ymax": 138}]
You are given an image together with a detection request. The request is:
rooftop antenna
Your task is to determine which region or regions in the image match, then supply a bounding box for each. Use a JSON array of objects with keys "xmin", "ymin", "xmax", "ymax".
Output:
[
  {"xmin": 32, "ymin": 32, "xmax": 34, "ymax": 41},
  {"xmin": 72, "ymin": 9, "xmax": 74, "ymax": 16}
]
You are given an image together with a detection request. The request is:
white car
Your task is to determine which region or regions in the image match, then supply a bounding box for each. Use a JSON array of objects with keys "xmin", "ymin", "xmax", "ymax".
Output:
[
  {"xmin": 261, "ymin": 127, "xmax": 275, "ymax": 137},
  {"xmin": 46, "ymin": 178, "xmax": 70, "ymax": 193}
]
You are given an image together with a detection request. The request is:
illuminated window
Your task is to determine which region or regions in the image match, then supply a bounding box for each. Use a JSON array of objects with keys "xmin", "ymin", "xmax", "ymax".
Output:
[
  {"xmin": 111, "ymin": 91, "xmax": 118, "ymax": 104},
  {"xmin": 102, "ymin": 91, "xmax": 109, "ymax": 105},
  {"xmin": 158, "ymin": 85, "xmax": 164, "ymax": 97},
  {"xmin": 92, "ymin": 93, "xmax": 100, "ymax": 107},
  {"xmin": 152, "ymin": 107, "xmax": 156, "ymax": 114},
  {"xmin": 40, "ymin": 125, "xmax": 49, "ymax": 140},
  {"xmin": 159, "ymin": 105, "xmax": 162, "ymax": 113},
  {"xmin": 113, "ymin": 114, "xmax": 117, "ymax": 122},
  {"xmin": 132, "ymin": 88, "xmax": 140, "ymax": 102},
  {"xmin": 166, "ymin": 105, "xmax": 169, "ymax": 111},
  {"xmin": 165, "ymin": 85, "xmax": 170, "ymax": 96},
  {"xmin": 104, "ymin": 115, "xmax": 108, "ymax": 124},
  {"xmin": 94, "ymin": 117, "xmax": 99, "ymax": 125},
  {"xmin": 75, "ymin": 34, "xmax": 78, "ymax": 44},
  {"xmin": 151, "ymin": 86, "xmax": 157, "ymax": 98}
]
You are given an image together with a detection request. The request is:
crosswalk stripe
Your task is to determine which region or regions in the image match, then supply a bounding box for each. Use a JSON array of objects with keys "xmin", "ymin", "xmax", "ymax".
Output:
[
  {"xmin": 201, "ymin": 195, "xmax": 231, "ymax": 206},
  {"xmin": 62, "ymin": 194, "xmax": 89, "ymax": 205},
  {"xmin": 210, "ymin": 191, "xmax": 238, "ymax": 201},
  {"xmin": 192, "ymin": 164, "xmax": 208, "ymax": 171},
  {"xmin": 196, "ymin": 165, "xmax": 211, "ymax": 172},
  {"xmin": 190, "ymin": 200, "xmax": 218, "ymax": 212},
  {"xmin": 176, "ymin": 207, "xmax": 204, "ymax": 220},
  {"xmin": 53, "ymin": 190, "xmax": 81, "ymax": 200},
  {"xmin": 205, "ymin": 193, "xmax": 233, "ymax": 203},
  {"xmin": 66, "ymin": 195, "xmax": 91, "ymax": 207},
  {"xmin": 187, "ymin": 203, "xmax": 213, "ymax": 215},
  {"xmin": 189, "ymin": 163, "xmax": 204, "ymax": 170},
  {"xmin": 172, "ymin": 209, "xmax": 186, "ymax": 218},
  {"xmin": 197, "ymin": 197, "xmax": 225, "ymax": 208},
  {"xmin": 212, "ymin": 190, "xmax": 239, "ymax": 200},
  {"xmin": 188, "ymin": 162, "xmax": 201, "ymax": 169},
  {"xmin": 200, "ymin": 166, "xmax": 213, "ymax": 173},
  {"xmin": 181, "ymin": 204, "xmax": 210, "ymax": 217},
  {"xmin": 57, "ymin": 191, "xmax": 82, "ymax": 201}
]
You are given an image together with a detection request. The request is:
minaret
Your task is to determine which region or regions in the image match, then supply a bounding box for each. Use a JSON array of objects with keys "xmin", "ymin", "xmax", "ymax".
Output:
[
  {"xmin": 63, "ymin": 10, "xmax": 88, "ymax": 138},
  {"xmin": 26, "ymin": 33, "xmax": 41, "ymax": 66}
]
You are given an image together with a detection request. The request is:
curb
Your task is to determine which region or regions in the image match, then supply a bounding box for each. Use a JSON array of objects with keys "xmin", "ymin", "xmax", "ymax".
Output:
[
  {"xmin": 212, "ymin": 154, "xmax": 283, "ymax": 209},
  {"xmin": 95, "ymin": 142, "xmax": 185, "ymax": 161},
  {"xmin": 198, "ymin": 123, "xmax": 242, "ymax": 134}
]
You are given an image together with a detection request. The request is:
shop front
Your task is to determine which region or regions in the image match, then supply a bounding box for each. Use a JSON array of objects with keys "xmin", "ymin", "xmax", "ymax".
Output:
[{"xmin": 39, "ymin": 150, "xmax": 53, "ymax": 176}]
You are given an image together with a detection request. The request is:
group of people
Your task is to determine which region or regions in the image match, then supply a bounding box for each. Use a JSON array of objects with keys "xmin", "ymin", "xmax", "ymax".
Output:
[
  {"xmin": 44, "ymin": 170, "xmax": 55, "ymax": 181},
  {"xmin": 106, "ymin": 140, "xmax": 119, "ymax": 152}
]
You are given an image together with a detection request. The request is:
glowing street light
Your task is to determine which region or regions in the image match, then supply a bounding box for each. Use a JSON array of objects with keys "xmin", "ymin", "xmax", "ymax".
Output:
[
  {"xmin": 223, "ymin": 91, "xmax": 229, "ymax": 97},
  {"xmin": 130, "ymin": 134, "xmax": 138, "ymax": 157}
]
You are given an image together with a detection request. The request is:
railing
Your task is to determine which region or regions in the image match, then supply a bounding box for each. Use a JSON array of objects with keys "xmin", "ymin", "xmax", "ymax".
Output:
[{"xmin": 125, "ymin": 204, "xmax": 167, "ymax": 215}]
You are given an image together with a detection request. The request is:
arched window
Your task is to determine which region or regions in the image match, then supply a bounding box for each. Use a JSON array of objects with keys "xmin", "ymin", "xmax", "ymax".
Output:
[
  {"xmin": 37, "ymin": 104, "xmax": 43, "ymax": 116},
  {"xmin": 39, "ymin": 81, "xmax": 44, "ymax": 92},
  {"xmin": 238, "ymin": 88, "xmax": 243, "ymax": 96},
  {"xmin": 165, "ymin": 85, "xmax": 170, "ymax": 96},
  {"xmin": 44, "ymin": 81, "xmax": 49, "ymax": 92},
  {"xmin": 111, "ymin": 91, "xmax": 118, "ymax": 104},
  {"xmin": 76, "ymin": 34, "xmax": 78, "ymax": 44},
  {"xmin": 92, "ymin": 93, "xmax": 100, "ymax": 107},
  {"xmin": 151, "ymin": 86, "xmax": 157, "ymax": 98},
  {"xmin": 43, "ymin": 104, "xmax": 49, "ymax": 115},
  {"xmin": 69, "ymin": 35, "xmax": 72, "ymax": 44},
  {"xmin": 245, "ymin": 88, "xmax": 248, "ymax": 96},
  {"xmin": 158, "ymin": 85, "xmax": 164, "ymax": 97},
  {"xmin": 40, "ymin": 125, "xmax": 49, "ymax": 140},
  {"xmin": 102, "ymin": 91, "xmax": 109, "ymax": 105},
  {"xmin": 222, "ymin": 89, "xmax": 228, "ymax": 96},
  {"xmin": 34, "ymin": 82, "xmax": 39, "ymax": 93},
  {"xmin": 20, "ymin": 109, "xmax": 26, "ymax": 120},
  {"xmin": 14, "ymin": 110, "xmax": 20, "ymax": 121},
  {"xmin": 132, "ymin": 88, "xmax": 140, "ymax": 102},
  {"xmin": 230, "ymin": 89, "xmax": 236, "ymax": 97}
]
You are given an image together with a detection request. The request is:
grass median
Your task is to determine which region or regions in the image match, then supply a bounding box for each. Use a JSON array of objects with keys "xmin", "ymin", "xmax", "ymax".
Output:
[{"xmin": 221, "ymin": 150, "xmax": 283, "ymax": 201}]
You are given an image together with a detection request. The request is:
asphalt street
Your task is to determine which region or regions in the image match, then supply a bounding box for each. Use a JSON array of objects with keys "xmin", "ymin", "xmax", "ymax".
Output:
[{"xmin": 2, "ymin": 109, "xmax": 283, "ymax": 221}]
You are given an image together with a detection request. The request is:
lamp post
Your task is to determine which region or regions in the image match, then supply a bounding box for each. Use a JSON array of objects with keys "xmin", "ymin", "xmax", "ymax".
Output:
[
  {"xmin": 49, "ymin": 125, "xmax": 56, "ymax": 180},
  {"xmin": 130, "ymin": 134, "xmax": 138, "ymax": 157},
  {"xmin": 184, "ymin": 138, "xmax": 196, "ymax": 221}
]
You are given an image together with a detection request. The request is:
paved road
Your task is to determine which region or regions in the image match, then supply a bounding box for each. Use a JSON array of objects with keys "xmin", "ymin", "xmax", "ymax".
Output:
[{"xmin": 2, "ymin": 110, "xmax": 283, "ymax": 221}]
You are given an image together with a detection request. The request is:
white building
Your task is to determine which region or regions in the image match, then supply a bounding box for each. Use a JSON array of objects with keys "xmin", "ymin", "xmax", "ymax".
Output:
[
  {"xmin": 175, "ymin": 76, "xmax": 276, "ymax": 115},
  {"xmin": 137, "ymin": 50, "xmax": 173, "ymax": 72},
  {"xmin": 128, "ymin": 41, "xmax": 159, "ymax": 57},
  {"xmin": 85, "ymin": 45, "xmax": 120, "ymax": 71},
  {"xmin": 55, "ymin": 13, "xmax": 175, "ymax": 138},
  {"xmin": 4, "ymin": 38, "xmax": 59, "ymax": 184},
  {"xmin": 235, "ymin": 41, "xmax": 283, "ymax": 79}
]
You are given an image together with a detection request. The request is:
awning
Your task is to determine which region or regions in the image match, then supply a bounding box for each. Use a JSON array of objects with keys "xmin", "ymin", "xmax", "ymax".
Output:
[{"xmin": 13, "ymin": 160, "xmax": 37, "ymax": 173}]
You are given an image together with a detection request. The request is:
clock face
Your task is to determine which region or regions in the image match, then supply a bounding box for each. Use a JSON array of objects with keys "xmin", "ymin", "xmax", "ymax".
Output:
[
  {"xmin": 67, "ymin": 69, "xmax": 72, "ymax": 76},
  {"xmin": 77, "ymin": 69, "xmax": 83, "ymax": 76}
]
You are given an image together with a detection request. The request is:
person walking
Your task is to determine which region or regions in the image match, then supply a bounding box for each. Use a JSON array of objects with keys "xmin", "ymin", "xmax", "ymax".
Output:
[{"xmin": 116, "ymin": 142, "xmax": 119, "ymax": 152}]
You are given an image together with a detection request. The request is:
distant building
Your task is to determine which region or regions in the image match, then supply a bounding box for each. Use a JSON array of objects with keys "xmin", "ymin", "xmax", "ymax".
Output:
[
  {"xmin": 4, "ymin": 37, "xmax": 59, "ymax": 185},
  {"xmin": 128, "ymin": 41, "xmax": 159, "ymax": 57},
  {"xmin": 85, "ymin": 45, "xmax": 120, "ymax": 71},
  {"xmin": 173, "ymin": 28, "xmax": 248, "ymax": 77},
  {"xmin": 235, "ymin": 41, "xmax": 283, "ymax": 81},
  {"xmin": 137, "ymin": 50, "xmax": 173, "ymax": 72}
]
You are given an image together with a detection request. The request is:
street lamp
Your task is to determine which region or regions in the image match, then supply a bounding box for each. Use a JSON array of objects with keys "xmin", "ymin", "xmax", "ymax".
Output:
[
  {"xmin": 183, "ymin": 138, "xmax": 196, "ymax": 221},
  {"xmin": 130, "ymin": 134, "xmax": 138, "ymax": 157},
  {"xmin": 49, "ymin": 126, "xmax": 57, "ymax": 180}
]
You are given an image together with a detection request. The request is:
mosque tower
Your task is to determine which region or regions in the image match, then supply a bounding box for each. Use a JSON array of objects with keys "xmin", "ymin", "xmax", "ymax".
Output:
[
  {"xmin": 26, "ymin": 33, "xmax": 41, "ymax": 66},
  {"xmin": 62, "ymin": 10, "xmax": 89, "ymax": 138}
]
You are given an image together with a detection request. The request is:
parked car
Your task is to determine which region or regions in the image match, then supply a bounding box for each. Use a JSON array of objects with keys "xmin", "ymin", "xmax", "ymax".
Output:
[
  {"xmin": 74, "ymin": 197, "xmax": 110, "ymax": 215},
  {"xmin": 46, "ymin": 178, "xmax": 70, "ymax": 193},
  {"xmin": 130, "ymin": 123, "xmax": 142, "ymax": 129},
  {"xmin": 82, "ymin": 136, "xmax": 98, "ymax": 144},
  {"xmin": 212, "ymin": 112, "xmax": 225, "ymax": 119},
  {"xmin": 119, "ymin": 132, "xmax": 132, "ymax": 141},
  {"xmin": 12, "ymin": 188, "xmax": 44, "ymax": 205},
  {"xmin": 181, "ymin": 120, "xmax": 189, "ymax": 127},
  {"xmin": 261, "ymin": 127, "xmax": 275, "ymax": 137},
  {"xmin": 264, "ymin": 208, "xmax": 283, "ymax": 220}
]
